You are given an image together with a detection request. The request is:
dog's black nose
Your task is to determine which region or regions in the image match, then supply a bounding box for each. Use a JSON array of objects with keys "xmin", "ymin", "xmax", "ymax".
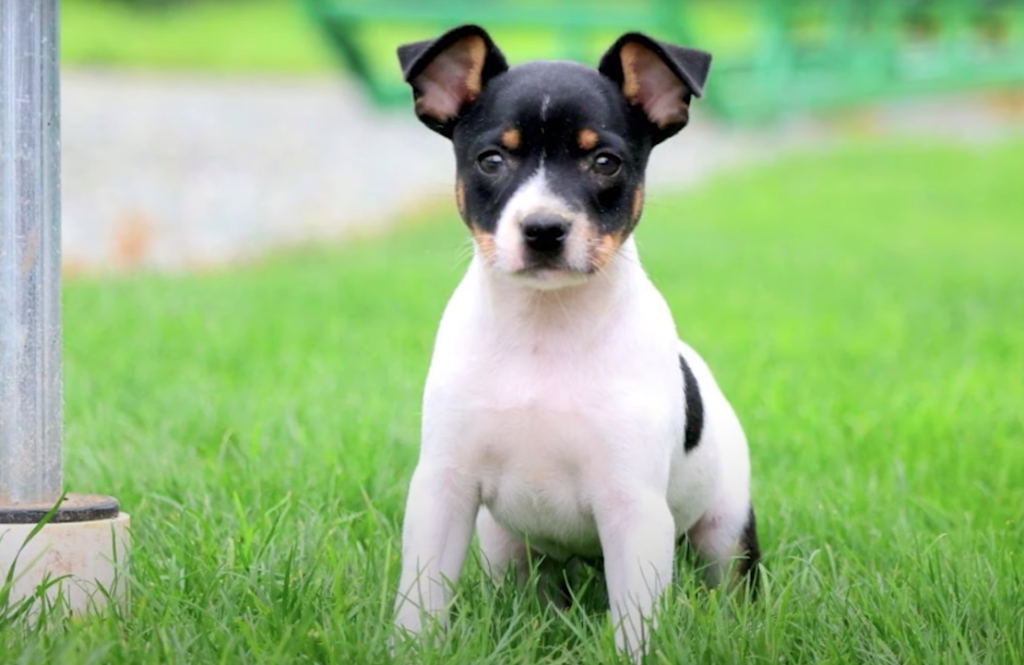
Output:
[{"xmin": 521, "ymin": 216, "xmax": 570, "ymax": 254}]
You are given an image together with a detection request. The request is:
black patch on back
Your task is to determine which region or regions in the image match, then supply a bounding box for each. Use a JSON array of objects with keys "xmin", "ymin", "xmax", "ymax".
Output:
[
  {"xmin": 737, "ymin": 505, "xmax": 762, "ymax": 598},
  {"xmin": 679, "ymin": 354, "xmax": 704, "ymax": 452}
]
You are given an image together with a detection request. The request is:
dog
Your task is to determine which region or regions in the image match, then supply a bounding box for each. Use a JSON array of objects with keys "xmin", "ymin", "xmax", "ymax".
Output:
[{"xmin": 392, "ymin": 24, "xmax": 760, "ymax": 659}]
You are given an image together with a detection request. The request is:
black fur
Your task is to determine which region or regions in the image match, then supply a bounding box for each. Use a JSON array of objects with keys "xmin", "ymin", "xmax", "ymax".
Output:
[
  {"xmin": 454, "ymin": 60, "xmax": 645, "ymax": 239},
  {"xmin": 396, "ymin": 25, "xmax": 712, "ymax": 242},
  {"xmin": 737, "ymin": 506, "xmax": 762, "ymax": 597},
  {"xmin": 679, "ymin": 354, "xmax": 704, "ymax": 452}
]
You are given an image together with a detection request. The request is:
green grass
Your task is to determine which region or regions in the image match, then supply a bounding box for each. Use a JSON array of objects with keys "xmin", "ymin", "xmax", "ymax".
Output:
[
  {"xmin": 62, "ymin": 0, "xmax": 335, "ymax": 72},
  {"xmin": 5, "ymin": 140, "xmax": 1024, "ymax": 663}
]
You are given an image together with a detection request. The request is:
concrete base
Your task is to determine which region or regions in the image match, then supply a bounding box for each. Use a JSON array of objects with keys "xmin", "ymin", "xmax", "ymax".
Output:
[{"xmin": 0, "ymin": 513, "xmax": 130, "ymax": 614}]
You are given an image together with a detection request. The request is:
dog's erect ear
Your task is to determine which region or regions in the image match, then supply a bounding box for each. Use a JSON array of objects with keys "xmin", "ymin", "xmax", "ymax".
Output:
[
  {"xmin": 598, "ymin": 33, "xmax": 711, "ymax": 144},
  {"xmin": 397, "ymin": 24, "xmax": 509, "ymax": 137}
]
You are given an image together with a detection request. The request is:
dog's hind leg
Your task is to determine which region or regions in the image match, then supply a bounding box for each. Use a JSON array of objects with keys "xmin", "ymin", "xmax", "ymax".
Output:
[{"xmin": 685, "ymin": 503, "xmax": 761, "ymax": 597}]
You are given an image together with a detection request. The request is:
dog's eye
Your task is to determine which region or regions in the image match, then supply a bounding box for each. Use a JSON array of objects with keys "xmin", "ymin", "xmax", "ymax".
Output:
[
  {"xmin": 592, "ymin": 153, "xmax": 622, "ymax": 177},
  {"xmin": 477, "ymin": 151, "xmax": 506, "ymax": 176}
]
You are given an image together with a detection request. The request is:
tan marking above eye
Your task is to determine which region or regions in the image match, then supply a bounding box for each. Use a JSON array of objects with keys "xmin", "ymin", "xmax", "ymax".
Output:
[
  {"xmin": 500, "ymin": 128, "xmax": 521, "ymax": 150},
  {"xmin": 578, "ymin": 128, "xmax": 599, "ymax": 151}
]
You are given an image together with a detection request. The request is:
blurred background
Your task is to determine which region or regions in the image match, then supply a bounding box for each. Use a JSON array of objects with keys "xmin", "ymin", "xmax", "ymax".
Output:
[
  {"xmin": 57, "ymin": 0, "xmax": 1024, "ymax": 273},
  {"xmin": 2, "ymin": 3, "xmax": 1020, "ymax": 660}
]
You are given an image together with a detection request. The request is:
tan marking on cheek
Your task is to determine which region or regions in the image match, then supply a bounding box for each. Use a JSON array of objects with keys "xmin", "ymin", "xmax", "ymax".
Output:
[
  {"xmin": 456, "ymin": 178, "xmax": 467, "ymax": 218},
  {"xmin": 631, "ymin": 185, "xmax": 645, "ymax": 223},
  {"xmin": 470, "ymin": 227, "xmax": 497, "ymax": 265},
  {"xmin": 500, "ymin": 127, "xmax": 521, "ymax": 150},
  {"xmin": 577, "ymin": 128, "xmax": 599, "ymax": 151},
  {"xmin": 589, "ymin": 229, "xmax": 626, "ymax": 272}
]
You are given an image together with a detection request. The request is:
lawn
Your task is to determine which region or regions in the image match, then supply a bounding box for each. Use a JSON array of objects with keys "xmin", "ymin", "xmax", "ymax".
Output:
[{"xmin": 5, "ymin": 140, "xmax": 1024, "ymax": 663}]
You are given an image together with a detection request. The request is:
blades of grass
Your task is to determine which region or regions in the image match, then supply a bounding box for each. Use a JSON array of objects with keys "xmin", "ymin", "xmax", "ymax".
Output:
[{"xmin": 0, "ymin": 493, "xmax": 70, "ymax": 626}]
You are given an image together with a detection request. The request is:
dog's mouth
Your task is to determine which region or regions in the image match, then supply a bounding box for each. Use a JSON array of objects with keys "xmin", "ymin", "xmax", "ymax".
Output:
[
  {"xmin": 508, "ymin": 261, "xmax": 592, "ymax": 290},
  {"xmin": 520, "ymin": 254, "xmax": 574, "ymax": 273},
  {"xmin": 498, "ymin": 242, "xmax": 615, "ymax": 287}
]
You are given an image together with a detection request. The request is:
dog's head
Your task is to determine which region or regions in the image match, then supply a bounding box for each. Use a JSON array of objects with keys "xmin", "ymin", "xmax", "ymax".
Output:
[{"xmin": 398, "ymin": 25, "xmax": 711, "ymax": 290}]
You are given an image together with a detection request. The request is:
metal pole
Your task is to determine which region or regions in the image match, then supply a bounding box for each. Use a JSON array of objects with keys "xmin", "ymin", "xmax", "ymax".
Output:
[
  {"xmin": 0, "ymin": 0, "xmax": 63, "ymax": 506},
  {"xmin": 0, "ymin": 2, "xmax": 126, "ymax": 614}
]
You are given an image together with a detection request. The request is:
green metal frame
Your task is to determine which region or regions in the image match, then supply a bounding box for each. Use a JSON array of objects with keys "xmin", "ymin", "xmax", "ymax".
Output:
[{"xmin": 305, "ymin": 0, "xmax": 1024, "ymax": 123}]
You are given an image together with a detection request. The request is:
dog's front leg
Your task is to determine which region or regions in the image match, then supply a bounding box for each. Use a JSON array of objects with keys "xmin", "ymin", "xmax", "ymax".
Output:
[
  {"xmin": 598, "ymin": 490, "xmax": 676, "ymax": 660},
  {"xmin": 394, "ymin": 462, "xmax": 479, "ymax": 636}
]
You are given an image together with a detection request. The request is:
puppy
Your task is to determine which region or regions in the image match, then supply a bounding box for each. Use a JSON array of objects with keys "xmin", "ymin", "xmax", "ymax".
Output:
[{"xmin": 392, "ymin": 24, "xmax": 759, "ymax": 659}]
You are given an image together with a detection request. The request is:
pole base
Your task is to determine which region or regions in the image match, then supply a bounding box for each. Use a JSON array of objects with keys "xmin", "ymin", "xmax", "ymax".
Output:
[{"xmin": 0, "ymin": 494, "xmax": 129, "ymax": 615}]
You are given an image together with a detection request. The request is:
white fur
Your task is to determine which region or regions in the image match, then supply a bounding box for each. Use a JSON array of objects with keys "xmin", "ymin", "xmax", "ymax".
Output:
[
  {"xmin": 395, "ymin": 187, "xmax": 752, "ymax": 660},
  {"xmin": 492, "ymin": 168, "xmax": 591, "ymax": 285}
]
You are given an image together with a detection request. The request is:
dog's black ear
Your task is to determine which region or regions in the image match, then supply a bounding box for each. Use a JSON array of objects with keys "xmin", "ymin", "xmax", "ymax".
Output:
[
  {"xmin": 598, "ymin": 33, "xmax": 711, "ymax": 144},
  {"xmin": 397, "ymin": 24, "xmax": 509, "ymax": 137}
]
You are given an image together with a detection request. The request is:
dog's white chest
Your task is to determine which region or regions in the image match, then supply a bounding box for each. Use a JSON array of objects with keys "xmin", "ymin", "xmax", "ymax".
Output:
[
  {"xmin": 422, "ymin": 260, "xmax": 685, "ymax": 558},
  {"xmin": 460, "ymin": 350, "xmax": 617, "ymax": 556}
]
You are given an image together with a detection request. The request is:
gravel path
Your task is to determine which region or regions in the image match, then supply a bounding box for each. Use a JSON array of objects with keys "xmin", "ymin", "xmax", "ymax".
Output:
[{"xmin": 60, "ymin": 70, "xmax": 1024, "ymax": 272}]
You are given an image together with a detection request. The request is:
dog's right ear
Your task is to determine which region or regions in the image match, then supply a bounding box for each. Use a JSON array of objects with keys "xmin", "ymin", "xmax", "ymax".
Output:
[{"xmin": 397, "ymin": 25, "xmax": 508, "ymax": 138}]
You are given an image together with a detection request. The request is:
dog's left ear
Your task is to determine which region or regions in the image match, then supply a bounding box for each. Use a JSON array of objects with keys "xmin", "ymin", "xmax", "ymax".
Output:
[
  {"xmin": 598, "ymin": 33, "xmax": 711, "ymax": 144},
  {"xmin": 397, "ymin": 24, "xmax": 509, "ymax": 137}
]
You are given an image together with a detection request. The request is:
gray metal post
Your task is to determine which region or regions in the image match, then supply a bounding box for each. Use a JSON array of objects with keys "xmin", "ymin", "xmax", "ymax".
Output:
[
  {"xmin": 0, "ymin": 3, "xmax": 125, "ymax": 614},
  {"xmin": 0, "ymin": 0, "xmax": 63, "ymax": 506}
]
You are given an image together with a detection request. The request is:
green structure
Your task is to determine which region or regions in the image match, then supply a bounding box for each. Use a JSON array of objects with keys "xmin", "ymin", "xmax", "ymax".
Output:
[{"xmin": 306, "ymin": 0, "xmax": 1024, "ymax": 122}]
